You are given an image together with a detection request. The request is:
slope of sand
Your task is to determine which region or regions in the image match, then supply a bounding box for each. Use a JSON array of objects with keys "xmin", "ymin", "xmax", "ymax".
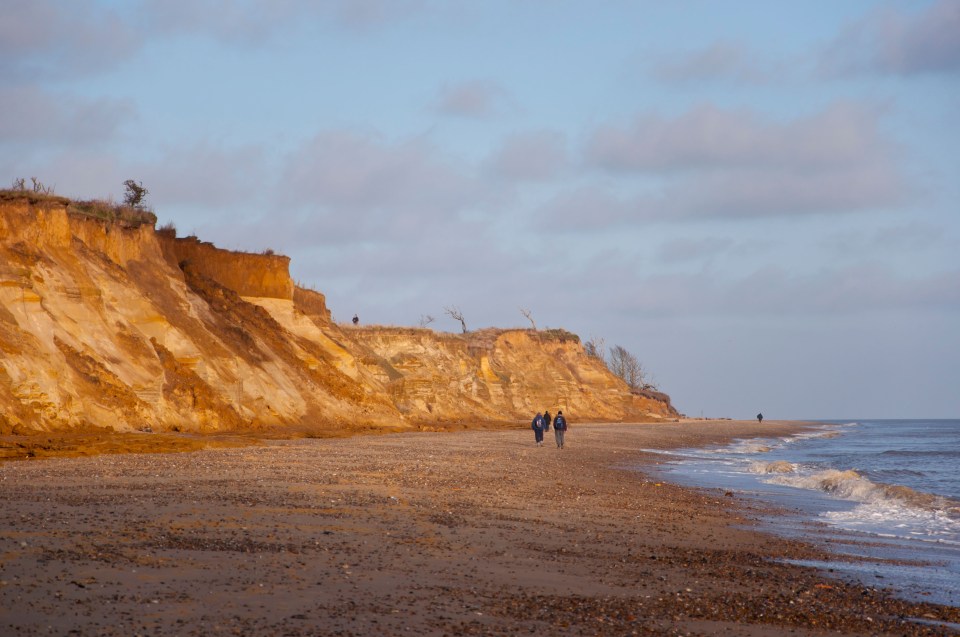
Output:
[{"xmin": 1, "ymin": 420, "xmax": 958, "ymax": 636}]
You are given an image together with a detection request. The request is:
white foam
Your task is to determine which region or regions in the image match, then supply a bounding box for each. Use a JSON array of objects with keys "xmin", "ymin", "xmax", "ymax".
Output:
[
  {"xmin": 749, "ymin": 460, "xmax": 797, "ymax": 474},
  {"xmin": 823, "ymin": 502, "xmax": 960, "ymax": 545},
  {"xmin": 714, "ymin": 439, "xmax": 780, "ymax": 455},
  {"xmin": 716, "ymin": 424, "xmax": 852, "ymax": 457},
  {"xmin": 769, "ymin": 468, "xmax": 872, "ymax": 499},
  {"xmin": 765, "ymin": 468, "xmax": 960, "ymax": 543}
]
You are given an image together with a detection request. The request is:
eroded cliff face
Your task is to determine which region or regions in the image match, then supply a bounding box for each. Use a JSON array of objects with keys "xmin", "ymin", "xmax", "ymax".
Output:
[{"xmin": 0, "ymin": 197, "xmax": 676, "ymax": 436}]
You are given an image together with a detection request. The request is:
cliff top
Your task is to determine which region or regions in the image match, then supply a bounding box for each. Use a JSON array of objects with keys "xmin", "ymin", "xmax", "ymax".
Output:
[{"xmin": 1, "ymin": 188, "xmax": 157, "ymax": 229}]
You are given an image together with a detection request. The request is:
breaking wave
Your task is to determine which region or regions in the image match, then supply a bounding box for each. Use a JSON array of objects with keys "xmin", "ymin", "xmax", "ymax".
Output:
[
  {"xmin": 723, "ymin": 441, "xmax": 776, "ymax": 454},
  {"xmin": 766, "ymin": 468, "xmax": 960, "ymax": 520},
  {"xmin": 745, "ymin": 465, "xmax": 960, "ymax": 544},
  {"xmin": 705, "ymin": 426, "xmax": 850, "ymax": 458},
  {"xmin": 750, "ymin": 460, "xmax": 797, "ymax": 474}
]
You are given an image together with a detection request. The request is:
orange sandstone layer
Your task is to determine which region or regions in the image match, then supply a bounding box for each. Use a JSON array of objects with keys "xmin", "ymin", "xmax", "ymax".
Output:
[{"xmin": 1, "ymin": 195, "xmax": 675, "ymax": 438}]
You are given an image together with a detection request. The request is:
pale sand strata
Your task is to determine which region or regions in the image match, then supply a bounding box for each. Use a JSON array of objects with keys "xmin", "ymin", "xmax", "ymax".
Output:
[{"xmin": 1, "ymin": 420, "xmax": 958, "ymax": 636}]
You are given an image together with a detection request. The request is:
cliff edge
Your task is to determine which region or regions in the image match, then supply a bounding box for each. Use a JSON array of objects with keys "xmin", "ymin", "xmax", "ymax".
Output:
[{"xmin": 0, "ymin": 194, "xmax": 677, "ymax": 438}]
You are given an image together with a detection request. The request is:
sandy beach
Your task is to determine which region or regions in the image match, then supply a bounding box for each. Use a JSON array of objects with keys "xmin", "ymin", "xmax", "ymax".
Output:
[{"xmin": 2, "ymin": 420, "xmax": 958, "ymax": 636}]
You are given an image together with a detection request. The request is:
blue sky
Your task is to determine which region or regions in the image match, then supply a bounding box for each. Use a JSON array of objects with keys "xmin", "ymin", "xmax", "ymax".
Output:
[{"xmin": 3, "ymin": 0, "xmax": 958, "ymax": 419}]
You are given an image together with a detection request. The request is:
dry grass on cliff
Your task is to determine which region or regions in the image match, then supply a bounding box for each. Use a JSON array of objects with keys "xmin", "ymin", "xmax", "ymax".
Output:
[
  {"xmin": 69, "ymin": 198, "xmax": 157, "ymax": 228},
  {"xmin": 346, "ymin": 325, "xmax": 580, "ymax": 346},
  {"xmin": 0, "ymin": 189, "xmax": 70, "ymax": 207},
  {"xmin": 0, "ymin": 190, "xmax": 157, "ymax": 228}
]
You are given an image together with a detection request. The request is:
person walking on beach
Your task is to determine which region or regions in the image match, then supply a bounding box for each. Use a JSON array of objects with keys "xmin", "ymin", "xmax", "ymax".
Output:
[
  {"xmin": 531, "ymin": 412, "xmax": 545, "ymax": 446},
  {"xmin": 757, "ymin": 412, "xmax": 763, "ymax": 423},
  {"xmin": 553, "ymin": 410, "xmax": 567, "ymax": 449},
  {"xmin": 543, "ymin": 410, "xmax": 552, "ymax": 433}
]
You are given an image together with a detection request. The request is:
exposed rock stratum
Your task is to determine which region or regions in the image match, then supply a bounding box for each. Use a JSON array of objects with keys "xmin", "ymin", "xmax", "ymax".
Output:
[{"xmin": 0, "ymin": 195, "xmax": 676, "ymax": 436}]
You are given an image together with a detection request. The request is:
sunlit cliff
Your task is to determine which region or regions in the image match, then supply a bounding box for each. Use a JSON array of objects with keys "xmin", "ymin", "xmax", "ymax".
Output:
[{"xmin": 0, "ymin": 193, "xmax": 677, "ymax": 437}]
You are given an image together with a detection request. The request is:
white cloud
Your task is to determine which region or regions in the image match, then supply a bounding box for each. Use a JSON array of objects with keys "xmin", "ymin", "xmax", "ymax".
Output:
[
  {"xmin": 280, "ymin": 130, "xmax": 481, "ymax": 216},
  {"xmin": 659, "ymin": 161, "xmax": 906, "ymax": 219},
  {"xmin": 585, "ymin": 101, "xmax": 892, "ymax": 173},
  {"xmin": 486, "ymin": 130, "xmax": 567, "ymax": 182},
  {"xmin": 598, "ymin": 264, "xmax": 960, "ymax": 319},
  {"xmin": 536, "ymin": 101, "xmax": 910, "ymax": 226},
  {"xmin": 0, "ymin": 0, "xmax": 139, "ymax": 80},
  {"xmin": 656, "ymin": 237, "xmax": 738, "ymax": 264},
  {"xmin": 651, "ymin": 40, "xmax": 780, "ymax": 84},
  {"xmin": 822, "ymin": 222, "xmax": 950, "ymax": 257},
  {"xmin": 0, "ymin": 86, "xmax": 135, "ymax": 146},
  {"xmin": 819, "ymin": 0, "xmax": 960, "ymax": 76},
  {"xmin": 533, "ymin": 186, "xmax": 638, "ymax": 231},
  {"xmin": 332, "ymin": 0, "xmax": 427, "ymax": 31},
  {"xmin": 433, "ymin": 80, "xmax": 510, "ymax": 119},
  {"xmin": 136, "ymin": 142, "xmax": 268, "ymax": 208},
  {"xmin": 538, "ymin": 157, "xmax": 907, "ymax": 228},
  {"xmin": 138, "ymin": 0, "xmax": 427, "ymax": 41}
]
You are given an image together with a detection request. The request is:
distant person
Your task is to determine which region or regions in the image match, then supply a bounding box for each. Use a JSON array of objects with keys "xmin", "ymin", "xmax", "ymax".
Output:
[
  {"xmin": 352, "ymin": 314, "xmax": 359, "ymax": 326},
  {"xmin": 543, "ymin": 410, "xmax": 552, "ymax": 433},
  {"xmin": 757, "ymin": 412, "xmax": 763, "ymax": 423},
  {"xmin": 553, "ymin": 410, "xmax": 568, "ymax": 449},
  {"xmin": 531, "ymin": 412, "xmax": 545, "ymax": 446}
]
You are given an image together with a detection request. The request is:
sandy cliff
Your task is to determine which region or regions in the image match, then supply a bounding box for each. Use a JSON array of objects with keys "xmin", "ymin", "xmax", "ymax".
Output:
[{"xmin": 0, "ymin": 195, "xmax": 676, "ymax": 436}]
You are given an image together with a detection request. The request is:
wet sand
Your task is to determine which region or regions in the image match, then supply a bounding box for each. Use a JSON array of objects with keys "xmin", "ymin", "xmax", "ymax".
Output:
[{"xmin": 2, "ymin": 420, "xmax": 958, "ymax": 636}]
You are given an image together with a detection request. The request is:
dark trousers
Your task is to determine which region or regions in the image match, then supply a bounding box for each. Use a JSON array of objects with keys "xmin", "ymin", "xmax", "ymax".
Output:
[{"xmin": 534, "ymin": 429, "xmax": 543, "ymax": 443}]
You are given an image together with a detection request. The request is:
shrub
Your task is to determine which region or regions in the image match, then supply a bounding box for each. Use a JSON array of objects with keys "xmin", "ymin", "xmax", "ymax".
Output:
[{"xmin": 122, "ymin": 180, "xmax": 149, "ymax": 208}]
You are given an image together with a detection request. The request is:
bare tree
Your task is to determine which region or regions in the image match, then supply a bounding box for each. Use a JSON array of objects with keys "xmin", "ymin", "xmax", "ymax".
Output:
[
  {"xmin": 29, "ymin": 177, "xmax": 54, "ymax": 194},
  {"xmin": 607, "ymin": 344, "xmax": 648, "ymax": 391},
  {"xmin": 444, "ymin": 305, "xmax": 467, "ymax": 333},
  {"xmin": 583, "ymin": 336, "xmax": 606, "ymax": 360},
  {"xmin": 418, "ymin": 314, "xmax": 435, "ymax": 328},
  {"xmin": 519, "ymin": 307, "xmax": 537, "ymax": 330}
]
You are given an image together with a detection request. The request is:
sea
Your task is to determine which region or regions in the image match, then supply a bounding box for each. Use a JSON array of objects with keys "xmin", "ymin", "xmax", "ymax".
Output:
[{"xmin": 640, "ymin": 419, "xmax": 960, "ymax": 607}]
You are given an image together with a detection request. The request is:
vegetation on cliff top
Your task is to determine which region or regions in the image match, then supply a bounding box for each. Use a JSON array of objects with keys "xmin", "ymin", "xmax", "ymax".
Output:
[{"xmin": 3, "ymin": 178, "xmax": 157, "ymax": 228}]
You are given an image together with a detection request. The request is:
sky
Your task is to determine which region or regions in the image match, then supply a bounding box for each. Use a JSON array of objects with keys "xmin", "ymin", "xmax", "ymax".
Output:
[{"xmin": 2, "ymin": 0, "xmax": 959, "ymax": 420}]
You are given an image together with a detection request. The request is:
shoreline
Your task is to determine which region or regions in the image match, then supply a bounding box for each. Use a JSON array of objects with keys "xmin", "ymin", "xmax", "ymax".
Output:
[
  {"xmin": 646, "ymin": 419, "xmax": 960, "ymax": 610},
  {"xmin": 2, "ymin": 420, "xmax": 958, "ymax": 635}
]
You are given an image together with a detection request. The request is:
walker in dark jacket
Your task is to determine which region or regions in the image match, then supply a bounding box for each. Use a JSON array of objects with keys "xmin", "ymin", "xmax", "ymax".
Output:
[
  {"xmin": 531, "ymin": 412, "xmax": 545, "ymax": 446},
  {"xmin": 553, "ymin": 411, "xmax": 567, "ymax": 449}
]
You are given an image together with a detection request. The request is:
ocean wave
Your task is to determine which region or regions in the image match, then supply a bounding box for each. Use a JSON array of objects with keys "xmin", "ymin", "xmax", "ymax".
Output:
[
  {"xmin": 724, "ymin": 428, "xmax": 846, "ymax": 455},
  {"xmin": 788, "ymin": 424, "xmax": 854, "ymax": 442},
  {"xmin": 767, "ymin": 468, "xmax": 960, "ymax": 516},
  {"xmin": 871, "ymin": 468, "xmax": 928, "ymax": 480},
  {"xmin": 750, "ymin": 460, "xmax": 797, "ymax": 474},
  {"xmin": 713, "ymin": 440, "xmax": 778, "ymax": 454},
  {"xmin": 807, "ymin": 431, "xmax": 842, "ymax": 439},
  {"xmin": 822, "ymin": 503, "xmax": 960, "ymax": 545},
  {"xmin": 880, "ymin": 449, "xmax": 954, "ymax": 458}
]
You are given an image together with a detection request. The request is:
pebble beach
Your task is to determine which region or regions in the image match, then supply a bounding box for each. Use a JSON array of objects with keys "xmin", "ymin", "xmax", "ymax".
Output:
[{"xmin": 2, "ymin": 420, "xmax": 959, "ymax": 636}]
